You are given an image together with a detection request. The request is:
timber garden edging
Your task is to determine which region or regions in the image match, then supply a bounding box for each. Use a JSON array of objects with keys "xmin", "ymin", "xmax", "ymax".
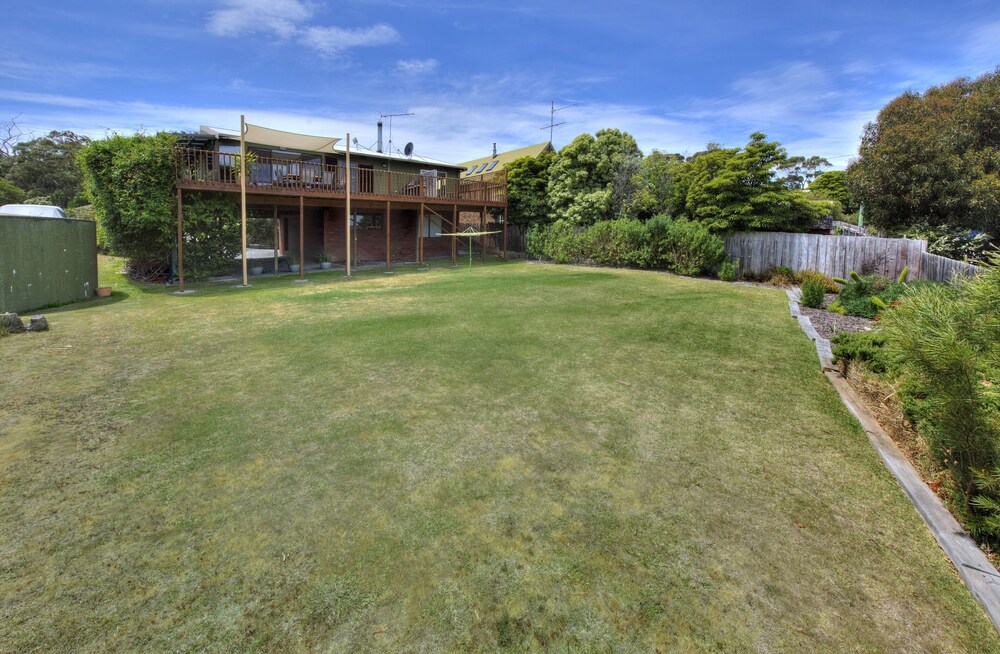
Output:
[{"xmin": 787, "ymin": 287, "xmax": 1000, "ymax": 634}]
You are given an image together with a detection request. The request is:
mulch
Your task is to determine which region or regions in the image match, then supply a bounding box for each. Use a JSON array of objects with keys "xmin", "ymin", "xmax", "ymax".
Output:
[{"xmin": 800, "ymin": 305, "xmax": 875, "ymax": 340}]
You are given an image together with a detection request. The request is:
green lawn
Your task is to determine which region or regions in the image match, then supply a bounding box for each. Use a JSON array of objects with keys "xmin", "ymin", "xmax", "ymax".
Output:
[{"xmin": 1, "ymin": 257, "xmax": 997, "ymax": 652}]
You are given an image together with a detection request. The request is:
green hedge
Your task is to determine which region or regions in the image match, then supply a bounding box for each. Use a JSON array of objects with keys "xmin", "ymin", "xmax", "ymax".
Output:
[
  {"xmin": 527, "ymin": 215, "xmax": 725, "ymax": 276},
  {"xmin": 78, "ymin": 133, "xmax": 241, "ymax": 279}
]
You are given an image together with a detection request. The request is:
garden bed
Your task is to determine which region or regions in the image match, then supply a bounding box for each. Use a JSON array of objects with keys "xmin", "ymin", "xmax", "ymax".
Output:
[{"xmin": 800, "ymin": 303, "xmax": 875, "ymax": 340}]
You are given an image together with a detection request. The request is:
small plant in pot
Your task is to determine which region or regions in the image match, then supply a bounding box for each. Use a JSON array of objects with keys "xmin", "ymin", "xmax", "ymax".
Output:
[
  {"xmin": 287, "ymin": 253, "xmax": 300, "ymax": 273},
  {"xmin": 250, "ymin": 263, "xmax": 264, "ymax": 276},
  {"xmin": 319, "ymin": 251, "xmax": 333, "ymax": 270}
]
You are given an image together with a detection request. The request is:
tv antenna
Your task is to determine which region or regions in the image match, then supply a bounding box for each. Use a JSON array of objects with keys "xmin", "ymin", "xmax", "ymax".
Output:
[
  {"xmin": 540, "ymin": 101, "xmax": 577, "ymax": 142},
  {"xmin": 379, "ymin": 112, "xmax": 414, "ymax": 154}
]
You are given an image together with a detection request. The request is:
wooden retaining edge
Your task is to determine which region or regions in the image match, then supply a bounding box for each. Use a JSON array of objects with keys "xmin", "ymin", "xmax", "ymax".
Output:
[{"xmin": 786, "ymin": 288, "xmax": 1000, "ymax": 633}]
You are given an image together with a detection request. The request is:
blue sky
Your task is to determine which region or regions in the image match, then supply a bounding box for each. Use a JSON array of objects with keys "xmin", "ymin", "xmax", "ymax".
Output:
[{"xmin": 2, "ymin": 0, "xmax": 999, "ymax": 167}]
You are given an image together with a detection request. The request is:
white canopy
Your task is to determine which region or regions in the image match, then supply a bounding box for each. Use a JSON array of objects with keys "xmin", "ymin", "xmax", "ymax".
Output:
[{"xmin": 243, "ymin": 124, "xmax": 340, "ymax": 154}]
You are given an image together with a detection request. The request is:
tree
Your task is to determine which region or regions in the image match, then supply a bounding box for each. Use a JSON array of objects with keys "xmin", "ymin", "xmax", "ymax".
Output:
[
  {"xmin": 78, "ymin": 132, "xmax": 178, "ymax": 266},
  {"xmin": 778, "ymin": 155, "xmax": 831, "ymax": 190},
  {"xmin": 5, "ymin": 131, "xmax": 90, "ymax": 207},
  {"xmin": 505, "ymin": 150, "xmax": 555, "ymax": 227},
  {"xmin": 809, "ymin": 170, "xmax": 856, "ymax": 214},
  {"xmin": 78, "ymin": 132, "xmax": 241, "ymax": 278},
  {"xmin": 0, "ymin": 178, "xmax": 25, "ymax": 205},
  {"xmin": 0, "ymin": 116, "xmax": 23, "ymax": 176},
  {"xmin": 628, "ymin": 150, "xmax": 685, "ymax": 220},
  {"xmin": 675, "ymin": 133, "xmax": 828, "ymax": 232},
  {"xmin": 809, "ymin": 170, "xmax": 858, "ymax": 213},
  {"xmin": 847, "ymin": 68, "xmax": 1000, "ymax": 236},
  {"xmin": 547, "ymin": 129, "xmax": 643, "ymax": 225}
]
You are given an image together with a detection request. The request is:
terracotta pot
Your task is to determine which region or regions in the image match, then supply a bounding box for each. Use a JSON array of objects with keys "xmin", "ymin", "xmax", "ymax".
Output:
[{"xmin": 96, "ymin": 287, "xmax": 112, "ymax": 297}]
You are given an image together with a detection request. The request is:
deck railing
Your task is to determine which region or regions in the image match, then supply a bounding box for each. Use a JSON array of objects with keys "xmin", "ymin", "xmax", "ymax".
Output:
[{"xmin": 174, "ymin": 147, "xmax": 506, "ymax": 204}]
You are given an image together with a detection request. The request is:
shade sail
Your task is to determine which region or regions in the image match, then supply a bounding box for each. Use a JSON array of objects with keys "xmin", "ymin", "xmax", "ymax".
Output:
[{"xmin": 243, "ymin": 124, "xmax": 340, "ymax": 154}]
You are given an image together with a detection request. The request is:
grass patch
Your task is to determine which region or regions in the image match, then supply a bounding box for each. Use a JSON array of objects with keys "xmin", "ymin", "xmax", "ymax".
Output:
[{"xmin": 0, "ymin": 257, "xmax": 997, "ymax": 652}]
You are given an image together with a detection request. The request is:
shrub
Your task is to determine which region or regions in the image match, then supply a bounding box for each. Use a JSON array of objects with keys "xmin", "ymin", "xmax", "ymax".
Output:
[
  {"xmin": 717, "ymin": 258, "xmax": 740, "ymax": 282},
  {"xmin": 836, "ymin": 274, "xmax": 890, "ymax": 318},
  {"xmin": 78, "ymin": 133, "xmax": 246, "ymax": 278},
  {"xmin": 762, "ymin": 266, "xmax": 795, "ymax": 287},
  {"xmin": 799, "ymin": 277, "xmax": 826, "ymax": 308},
  {"xmin": 526, "ymin": 221, "xmax": 580, "ymax": 263},
  {"xmin": 576, "ymin": 219, "xmax": 651, "ymax": 268},
  {"xmin": 796, "ymin": 269, "xmax": 839, "ymax": 293},
  {"xmin": 835, "ymin": 272, "xmax": 942, "ymax": 318},
  {"xmin": 648, "ymin": 216, "xmax": 725, "ymax": 276},
  {"xmin": 880, "ymin": 258, "xmax": 1000, "ymax": 540},
  {"xmin": 903, "ymin": 222, "xmax": 995, "ymax": 263},
  {"xmin": 830, "ymin": 331, "xmax": 892, "ymax": 374}
]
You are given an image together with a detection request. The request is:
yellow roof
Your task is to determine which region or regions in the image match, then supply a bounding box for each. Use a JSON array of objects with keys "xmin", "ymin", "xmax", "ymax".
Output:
[{"xmin": 458, "ymin": 141, "xmax": 554, "ymax": 178}]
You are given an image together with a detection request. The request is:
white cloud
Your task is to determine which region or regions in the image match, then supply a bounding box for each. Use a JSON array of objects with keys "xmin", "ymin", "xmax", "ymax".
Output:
[
  {"xmin": 396, "ymin": 58, "xmax": 438, "ymax": 74},
  {"xmin": 301, "ymin": 24, "xmax": 400, "ymax": 55},
  {"xmin": 962, "ymin": 21, "xmax": 1000, "ymax": 71},
  {"xmin": 207, "ymin": 1, "xmax": 398, "ymax": 57},
  {"xmin": 208, "ymin": 0, "xmax": 314, "ymax": 38}
]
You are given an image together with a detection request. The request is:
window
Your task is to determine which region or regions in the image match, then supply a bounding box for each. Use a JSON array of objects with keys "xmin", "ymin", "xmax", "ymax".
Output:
[
  {"xmin": 421, "ymin": 213, "xmax": 443, "ymax": 237},
  {"xmin": 475, "ymin": 163, "xmax": 488, "ymax": 173},
  {"xmin": 486, "ymin": 160, "xmax": 499, "ymax": 172},
  {"xmin": 351, "ymin": 213, "xmax": 383, "ymax": 230},
  {"xmin": 465, "ymin": 165, "xmax": 477, "ymax": 175}
]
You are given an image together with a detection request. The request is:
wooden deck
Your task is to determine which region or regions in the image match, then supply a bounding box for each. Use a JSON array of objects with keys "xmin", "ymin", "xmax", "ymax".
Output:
[{"xmin": 174, "ymin": 147, "xmax": 507, "ymax": 207}]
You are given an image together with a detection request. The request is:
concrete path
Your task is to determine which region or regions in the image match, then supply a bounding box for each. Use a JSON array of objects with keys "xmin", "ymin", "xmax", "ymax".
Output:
[{"xmin": 787, "ymin": 288, "xmax": 1000, "ymax": 634}]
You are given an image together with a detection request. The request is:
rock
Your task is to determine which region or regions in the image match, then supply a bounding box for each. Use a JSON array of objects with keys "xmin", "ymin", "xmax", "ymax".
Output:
[
  {"xmin": 0, "ymin": 312, "xmax": 25, "ymax": 333},
  {"xmin": 25, "ymin": 315, "xmax": 49, "ymax": 332}
]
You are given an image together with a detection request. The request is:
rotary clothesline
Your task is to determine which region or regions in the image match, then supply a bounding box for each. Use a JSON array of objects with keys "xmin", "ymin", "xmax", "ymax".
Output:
[{"xmin": 438, "ymin": 227, "xmax": 501, "ymax": 269}]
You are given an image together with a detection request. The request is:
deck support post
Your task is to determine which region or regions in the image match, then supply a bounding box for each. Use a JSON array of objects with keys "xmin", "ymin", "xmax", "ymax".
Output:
[
  {"xmin": 481, "ymin": 206, "xmax": 486, "ymax": 263},
  {"xmin": 299, "ymin": 195, "xmax": 305, "ymax": 280},
  {"xmin": 419, "ymin": 202, "xmax": 425, "ymax": 266},
  {"xmin": 240, "ymin": 114, "xmax": 248, "ymax": 286},
  {"xmin": 451, "ymin": 205, "xmax": 458, "ymax": 264},
  {"xmin": 273, "ymin": 205, "xmax": 278, "ymax": 276},
  {"xmin": 503, "ymin": 206, "xmax": 508, "ymax": 260},
  {"xmin": 176, "ymin": 188, "xmax": 184, "ymax": 292},
  {"xmin": 345, "ymin": 132, "xmax": 352, "ymax": 277},
  {"xmin": 385, "ymin": 200, "xmax": 391, "ymax": 272}
]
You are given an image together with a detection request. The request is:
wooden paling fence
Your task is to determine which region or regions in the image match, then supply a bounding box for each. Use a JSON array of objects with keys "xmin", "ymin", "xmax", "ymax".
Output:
[
  {"xmin": 724, "ymin": 232, "xmax": 981, "ymax": 283},
  {"xmin": 919, "ymin": 251, "xmax": 981, "ymax": 282}
]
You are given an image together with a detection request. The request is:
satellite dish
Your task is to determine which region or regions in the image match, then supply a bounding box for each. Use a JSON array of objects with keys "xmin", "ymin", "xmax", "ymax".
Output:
[{"xmin": 404, "ymin": 142, "xmax": 414, "ymax": 157}]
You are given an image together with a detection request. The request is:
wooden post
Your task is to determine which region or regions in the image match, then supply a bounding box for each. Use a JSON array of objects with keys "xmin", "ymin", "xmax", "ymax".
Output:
[
  {"xmin": 451, "ymin": 204, "xmax": 457, "ymax": 264},
  {"xmin": 240, "ymin": 113, "xmax": 248, "ymax": 286},
  {"xmin": 299, "ymin": 195, "xmax": 305, "ymax": 280},
  {"xmin": 419, "ymin": 202, "xmax": 424, "ymax": 265},
  {"xmin": 345, "ymin": 132, "xmax": 352, "ymax": 277},
  {"xmin": 273, "ymin": 205, "xmax": 278, "ymax": 276},
  {"xmin": 503, "ymin": 206, "xmax": 508, "ymax": 260},
  {"xmin": 385, "ymin": 200, "xmax": 391, "ymax": 272},
  {"xmin": 176, "ymin": 188, "xmax": 184, "ymax": 292},
  {"xmin": 481, "ymin": 206, "xmax": 486, "ymax": 262}
]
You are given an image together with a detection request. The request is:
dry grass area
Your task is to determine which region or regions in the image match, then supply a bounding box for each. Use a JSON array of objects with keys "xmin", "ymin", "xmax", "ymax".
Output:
[{"xmin": 1, "ymin": 257, "xmax": 998, "ymax": 652}]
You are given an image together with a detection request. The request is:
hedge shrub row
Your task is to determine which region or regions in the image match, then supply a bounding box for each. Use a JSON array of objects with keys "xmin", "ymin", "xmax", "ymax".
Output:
[{"xmin": 526, "ymin": 215, "xmax": 726, "ymax": 276}]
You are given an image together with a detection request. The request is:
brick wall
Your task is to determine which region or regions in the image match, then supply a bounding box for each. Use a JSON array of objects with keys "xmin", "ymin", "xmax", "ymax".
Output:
[{"xmin": 322, "ymin": 207, "xmax": 456, "ymax": 264}]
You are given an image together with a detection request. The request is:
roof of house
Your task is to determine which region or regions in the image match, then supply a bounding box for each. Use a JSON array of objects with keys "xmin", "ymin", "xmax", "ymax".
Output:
[
  {"xmin": 457, "ymin": 141, "xmax": 554, "ymax": 178},
  {"xmin": 187, "ymin": 126, "xmax": 464, "ymax": 171}
]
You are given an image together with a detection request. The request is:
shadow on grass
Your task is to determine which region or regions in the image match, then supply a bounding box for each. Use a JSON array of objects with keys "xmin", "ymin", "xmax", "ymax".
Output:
[{"xmin": 33, "ymin": 290, "xmax": 132, "ymax": 315}]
